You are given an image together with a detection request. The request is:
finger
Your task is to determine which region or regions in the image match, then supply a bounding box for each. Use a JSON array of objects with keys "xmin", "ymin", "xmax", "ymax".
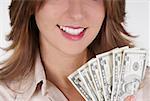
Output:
[{"xmin": 124, "ymin": 96, "xmax": 131, "ymax": 101}]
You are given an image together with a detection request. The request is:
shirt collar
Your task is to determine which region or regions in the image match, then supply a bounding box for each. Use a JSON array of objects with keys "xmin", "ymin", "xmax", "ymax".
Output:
[
  {"xmin": 34, "ymin": 51, "xmax": 47, "ymax": 96},
  {"xmin": 18, "ymin": 51, "xmax": 47, "ymax": 100},
  {"xmin": 19, "ymin": 50, "xmax": 69, "ymax": 101}
]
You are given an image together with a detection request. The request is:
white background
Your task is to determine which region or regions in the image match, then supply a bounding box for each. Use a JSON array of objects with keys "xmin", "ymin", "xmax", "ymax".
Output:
[{"xmin": 0, "ymin": 0, "xmax": 150, "ymax": 64}]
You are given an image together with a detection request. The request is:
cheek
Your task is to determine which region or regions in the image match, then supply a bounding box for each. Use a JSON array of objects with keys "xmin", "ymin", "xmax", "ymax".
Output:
[
  {"xmin": 86, "ymin": 2, "xmax": 105, "ymax": 27},
  {"xmin": 91, "ymin": 11, "xmax": 105, "ymax": 28},
  {"xmin": 83, "ymin": 15, "xmax": 105, "ymax": 49},
  {"xmin": 35, "ymin": 3, "xmax": 67, "ymax": 28},
  {"xmin": 35, "ymin": 6, "xmax": 63, "ymax": 41},
  {"xmin": 88, "ymin": 11, "xmax": 105, "ymax": 41}
]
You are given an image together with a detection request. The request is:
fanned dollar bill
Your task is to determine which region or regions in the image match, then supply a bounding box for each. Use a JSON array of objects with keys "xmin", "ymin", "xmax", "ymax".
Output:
[
  {"xmin": 96, "ymin": 51, "xmax": 113, "ymax": 101},
  {"xmin": 88, "ymin": 59, "xmax": 104, "ymax": 101},
  {"xmin": 117, "ymin": 49, "xmax": 147, "ymax": 101},
  {"xmin": 111, "ymin": 46, "xmax": 129, "ymax": 101},
  {"xmin": 68, "ymin": 70, "xmax": 93, "ymax": 101},
  {"xmin": 68, "ymin": 46, "xmax": 148, "ymax": 101},
  {"xmin": 78, "ymin": 63, "xmax": 99, "ymax": 101}
]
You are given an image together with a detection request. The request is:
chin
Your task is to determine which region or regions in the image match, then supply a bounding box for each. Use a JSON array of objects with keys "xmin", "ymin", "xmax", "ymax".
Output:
[{"xmin": 60, "ymin": 47, "xmax": 87, "ymax": 56}]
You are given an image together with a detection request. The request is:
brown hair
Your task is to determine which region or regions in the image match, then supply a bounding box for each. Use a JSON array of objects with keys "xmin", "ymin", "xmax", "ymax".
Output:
[{"xmin": 0, "ymin": 0, "xmax": 133, "ymax": 81}]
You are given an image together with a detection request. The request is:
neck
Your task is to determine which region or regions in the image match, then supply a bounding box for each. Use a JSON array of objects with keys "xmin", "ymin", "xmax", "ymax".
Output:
[{"xmin": 39, "ymin": 40, "xmax": 88, "ymax": 88}]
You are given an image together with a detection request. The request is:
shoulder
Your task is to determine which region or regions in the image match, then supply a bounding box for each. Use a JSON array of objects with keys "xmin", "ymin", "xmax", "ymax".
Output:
[
  {"xmin": 143, "ymin": 67, "xmax": 150, "ymax": 87},
  {"xmin": 142, "ymin": 66, "xmax": 150, "ymax": 85},
  {"xmin": 141, "ymin": 67, "xmax": 150, "ymax": 89},
  {"xmin": 0, "ymin": 72, "xmax": 34, "ymax": 101},
  {"xmin": 0, "ymin": 80, "xmax": 17, "ymax": 101},
  {"xmin": 135, "ymin": 67, "xmax": 150, "ymax": 101},
  {"xmin": 0, "ymin": 76, "xmax": 35, "ymax": 101}
]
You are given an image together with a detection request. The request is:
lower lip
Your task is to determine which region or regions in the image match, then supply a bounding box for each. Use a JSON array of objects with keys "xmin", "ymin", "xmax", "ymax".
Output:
[{"xmin": 59, "ymin": 28, "xmax": 85, "ymax": 41}]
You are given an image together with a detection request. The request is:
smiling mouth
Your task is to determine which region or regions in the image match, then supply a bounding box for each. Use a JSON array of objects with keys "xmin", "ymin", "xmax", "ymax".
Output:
[
  {"xmin": 57, "ymin": 24, "xmax": 87, "ymax": 35},
  {"xmin": 56, "ymin": 24, "xmax": 88, "ymax": 41}
]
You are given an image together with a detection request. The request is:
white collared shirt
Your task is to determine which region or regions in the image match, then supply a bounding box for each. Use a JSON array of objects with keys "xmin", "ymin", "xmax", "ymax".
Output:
[{"xmin": 0, "ymin": 52, "xmax": 149, "ymax": 101}]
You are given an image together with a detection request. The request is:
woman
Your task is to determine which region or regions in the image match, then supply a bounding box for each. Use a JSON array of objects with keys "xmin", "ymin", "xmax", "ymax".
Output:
[{"xmin": 0, "ymin": 0, "xmax": 149, "ymax": 101}]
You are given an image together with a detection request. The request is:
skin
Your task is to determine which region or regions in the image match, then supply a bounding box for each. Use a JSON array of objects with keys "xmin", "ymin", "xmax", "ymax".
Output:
[
  {"xmin": 35, "ymin": 0, "xmax": 135, "ymax": 100},
  {"xmin": 125, "ymin": 96, "xmax": 136, "ymax": 101}
]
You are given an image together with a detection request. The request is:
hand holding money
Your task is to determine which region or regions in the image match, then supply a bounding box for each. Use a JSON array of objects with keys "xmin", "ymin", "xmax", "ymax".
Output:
[{"xmin": 68, "ymin": 46, "xmax": 148, "ymax": 101}]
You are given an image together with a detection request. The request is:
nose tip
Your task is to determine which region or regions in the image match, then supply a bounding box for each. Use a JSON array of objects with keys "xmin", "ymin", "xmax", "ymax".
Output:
[{"xmin": 68, "ymin": 2, "xmax": 84, "ymax": 20}]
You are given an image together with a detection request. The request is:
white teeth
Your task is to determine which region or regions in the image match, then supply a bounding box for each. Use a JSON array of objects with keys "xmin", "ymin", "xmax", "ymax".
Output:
[{"xmin": 59, "ymin": 25, "xmax": 84, "ymax": 35}]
